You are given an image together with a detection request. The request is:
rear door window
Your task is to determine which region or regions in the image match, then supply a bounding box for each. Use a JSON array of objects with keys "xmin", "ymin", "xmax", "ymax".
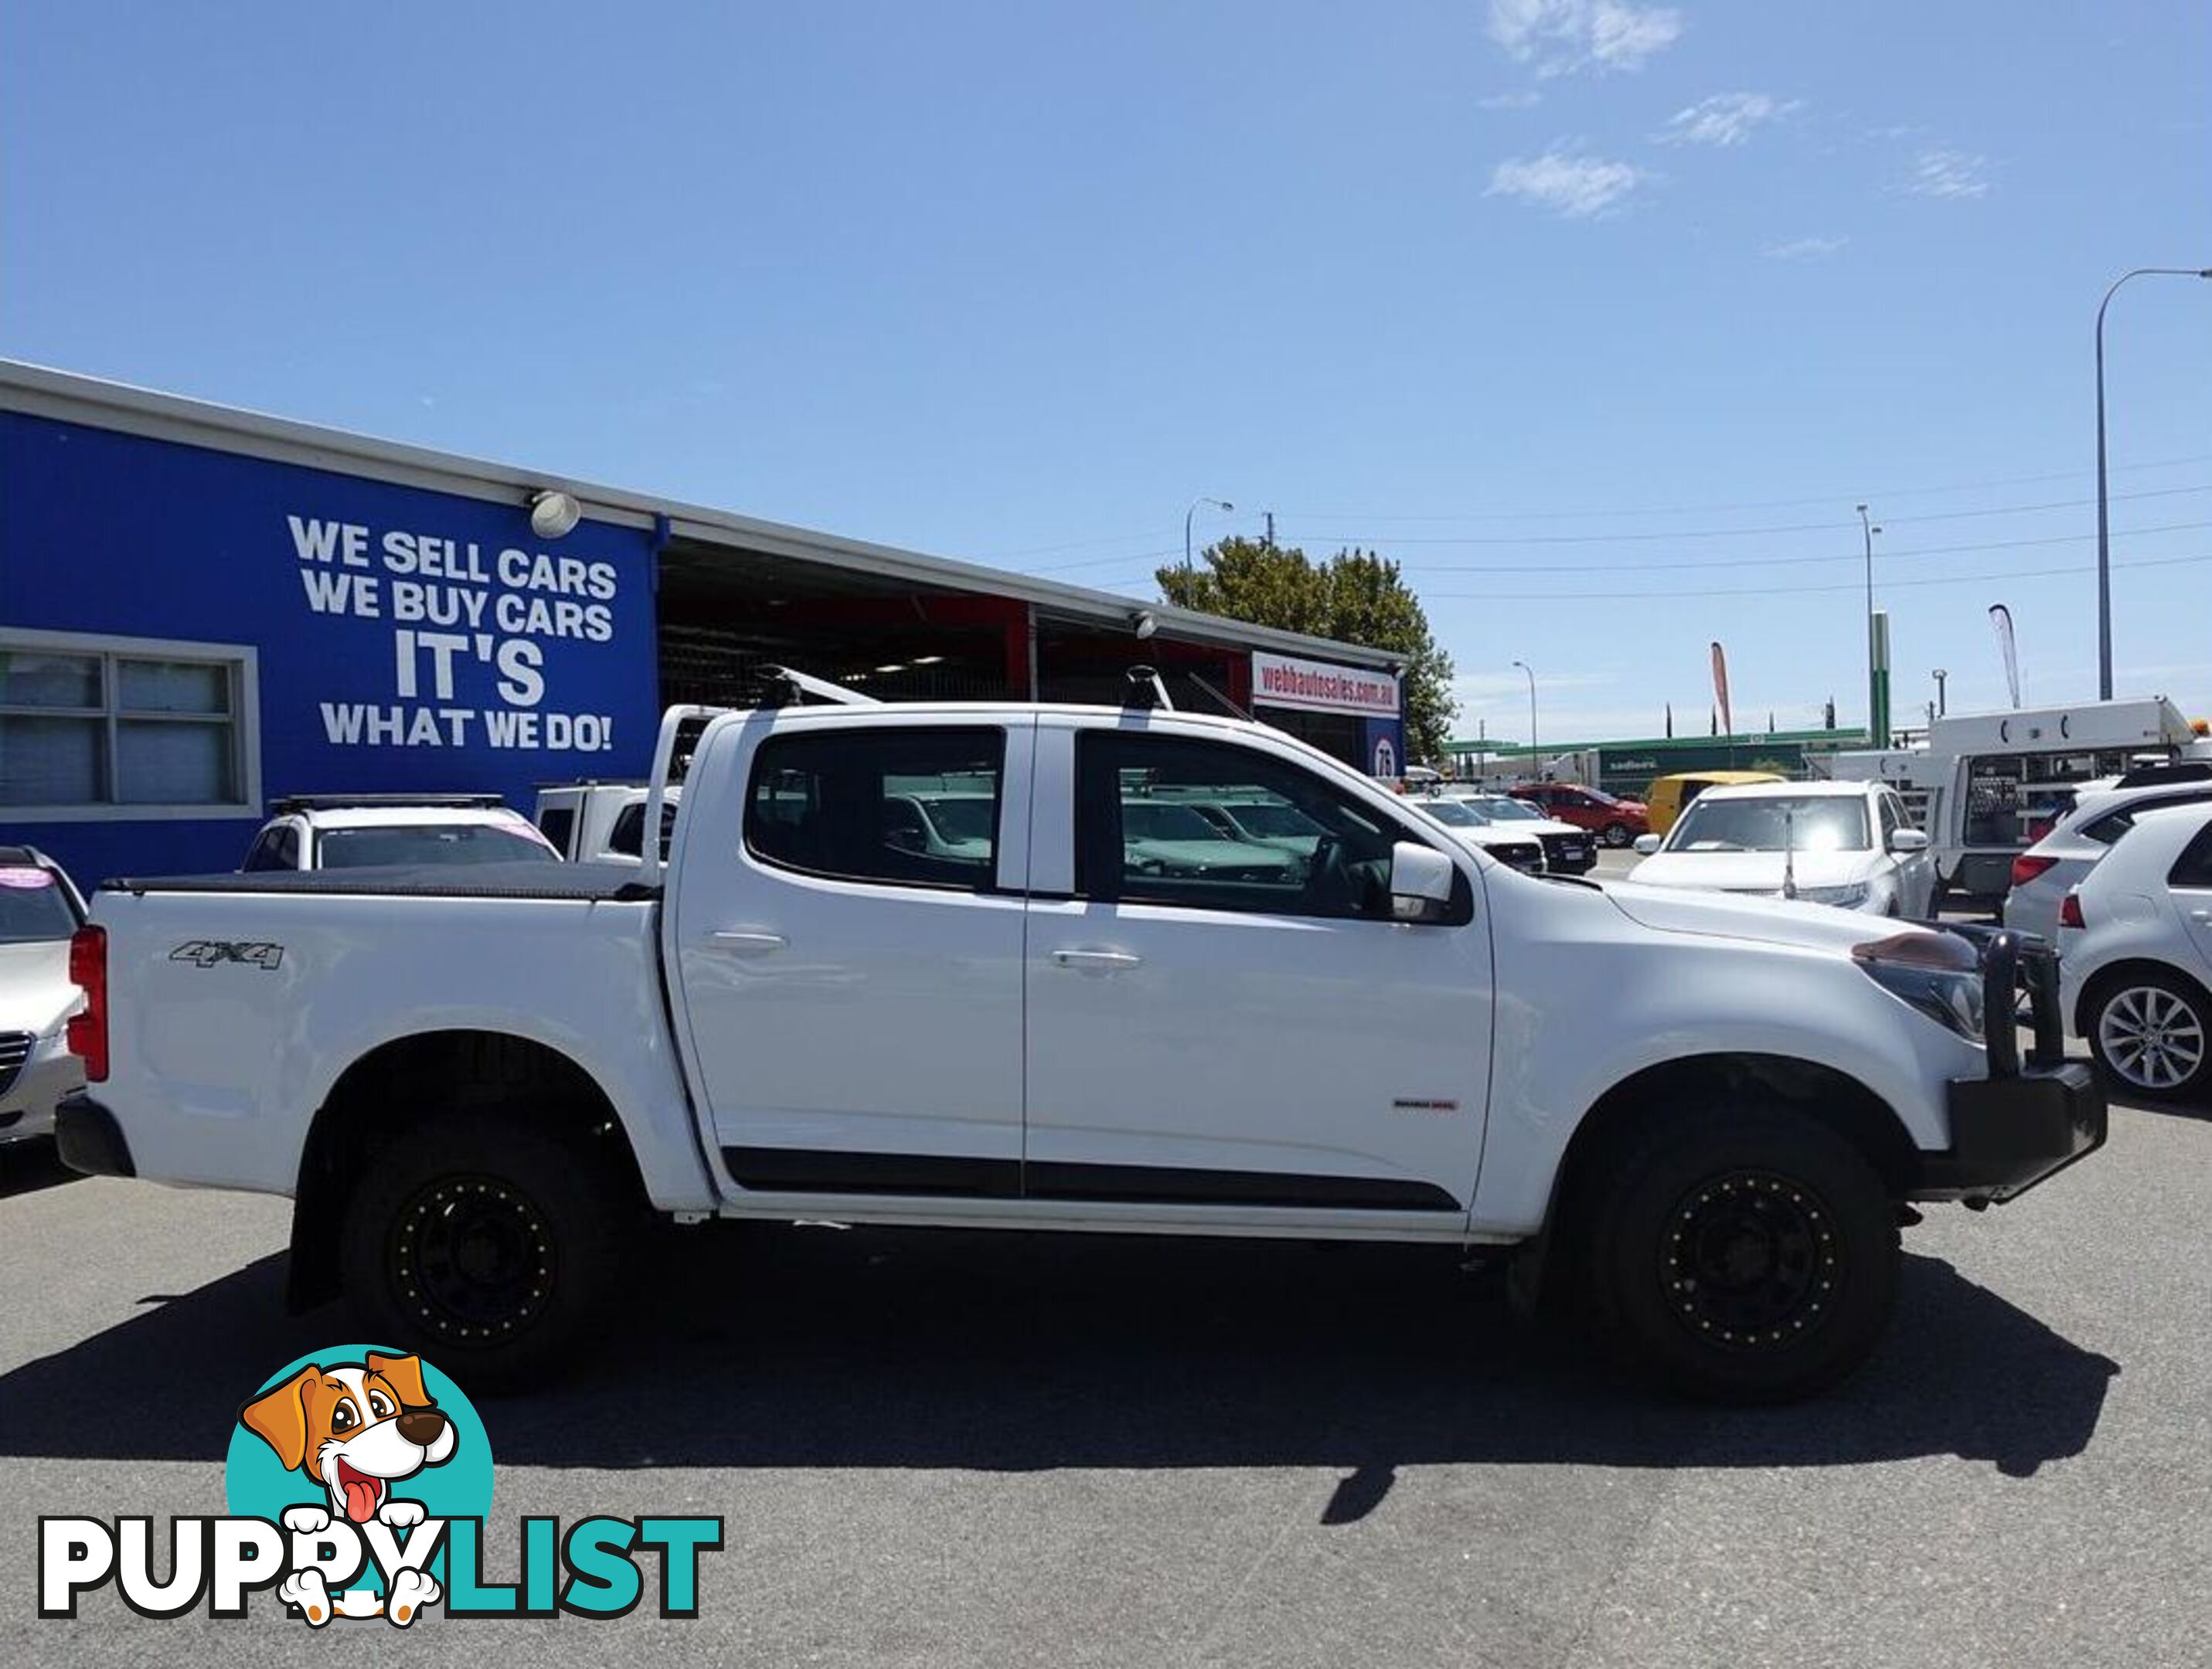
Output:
[
  {"xmin": 2168, "ymin": 821, "xmax": 2212, "ymax": 890},
  {"xmin": 744, "ymin": 727, "xmax": 1006, "ymax": 892}
]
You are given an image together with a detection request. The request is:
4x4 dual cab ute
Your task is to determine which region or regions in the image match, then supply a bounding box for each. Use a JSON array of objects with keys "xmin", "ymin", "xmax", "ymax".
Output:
[{"xmin": 57, "ymin": 684, "xmax": 2105, "ymax": 1402}]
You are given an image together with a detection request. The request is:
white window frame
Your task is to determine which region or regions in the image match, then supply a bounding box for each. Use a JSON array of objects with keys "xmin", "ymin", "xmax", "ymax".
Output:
[{"xmin": 0, "ymin": 626, "xmax": 262, "ymax": 821}]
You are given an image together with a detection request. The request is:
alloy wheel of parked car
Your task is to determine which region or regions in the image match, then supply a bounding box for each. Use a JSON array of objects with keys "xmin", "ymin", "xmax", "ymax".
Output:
[
  {"xmin": 1600, "ymin": 822, "xmax": 1633, "ymax": 848},
  {"xmin": 2090, "ymin": 974, "xmax": 2212, "ymax": 1097}
]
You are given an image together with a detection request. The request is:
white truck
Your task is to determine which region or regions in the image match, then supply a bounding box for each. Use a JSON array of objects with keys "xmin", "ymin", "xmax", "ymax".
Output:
[
  {"xmin": 56, "ymin": 691, "xmax": 2105, "ymax": 1403},
  {"xmin": 1826, "ymin": 697, "xmax": 2199, "ymax": 907},
  {"xmin": 532, "ymin": 780, "xmax": 679, "ymax": 865}
]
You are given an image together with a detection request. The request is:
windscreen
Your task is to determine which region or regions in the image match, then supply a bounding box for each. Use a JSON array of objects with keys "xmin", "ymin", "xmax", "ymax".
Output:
[
  {"xmin": 0, "ymin": 866, "xmax": 80, "ymax": 943},
  {"xmin": 1420, "ymin": 799, "xmax": 1487, "ymax": 827},
  {"xmin": 316, "ymin": 825, "xmax": 557, "ymax": 868},
  {"xmin": 1668, "ymin": 797, "xmax": 1870, "ymax": 853},
  {"xmin": 1474, "ymin": 797, "xmax": 1542, "ymax": 821}
]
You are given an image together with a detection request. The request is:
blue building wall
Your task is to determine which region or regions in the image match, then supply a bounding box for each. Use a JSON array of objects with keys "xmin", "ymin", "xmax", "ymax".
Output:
[{"xmin": 0, "ymin": 414, "xmax": 662, "ymax": 885}]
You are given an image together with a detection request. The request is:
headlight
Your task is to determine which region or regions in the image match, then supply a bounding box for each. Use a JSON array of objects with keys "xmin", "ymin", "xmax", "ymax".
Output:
[
  {"xmin": 1793, "ymin": 882, "xmax": 1871, "ymax": 909},
  {"xmin": 1852, "ymin": 931, "xmax": 1984, "ymax": 1043}
]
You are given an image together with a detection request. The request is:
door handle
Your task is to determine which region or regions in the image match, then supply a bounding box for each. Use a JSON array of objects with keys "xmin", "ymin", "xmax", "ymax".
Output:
[
  {"xmin": 2190, "ymin": 909, "xmax": 2211, "ymax": 925},
  {"xmin": 1050, "ymin": 947, "xmax": 1142, "ymax": 971},
  {"xmin": 709, "ymin": 930, "xmax": 788, "ymax": 954}
]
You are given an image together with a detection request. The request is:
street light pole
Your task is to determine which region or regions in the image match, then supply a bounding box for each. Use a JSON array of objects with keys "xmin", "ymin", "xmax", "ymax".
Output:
[
  {"xmin": 2095, "ymin": 267, "xmax": 2212, "ymax": 699},
  {"xmin": 1512, "ymin": 659, "xmax": 1537, "ymax": 775},
  {"xmin": 1932, "ymin": 668, "xmax": 1948, "ymax": 717},
  {"xmin": 1183, "ymin": 496, "xmax": 1235, "ymax": 573},
  {"xmin": 1856, "ymin": 505, "xmax": 1884, "ymax": 739}
]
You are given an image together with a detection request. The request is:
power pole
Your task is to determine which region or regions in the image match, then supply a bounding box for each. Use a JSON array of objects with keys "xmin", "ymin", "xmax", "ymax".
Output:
[{"xmin": 1264, "ymin": 511, "xmax": 1276, "ymax": 549}]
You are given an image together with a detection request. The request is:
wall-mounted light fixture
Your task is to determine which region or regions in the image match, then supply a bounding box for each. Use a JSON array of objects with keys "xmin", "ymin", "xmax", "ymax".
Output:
[{"xmin": 529, "ymin": 489, "xmax": 582, "ymax": 539}]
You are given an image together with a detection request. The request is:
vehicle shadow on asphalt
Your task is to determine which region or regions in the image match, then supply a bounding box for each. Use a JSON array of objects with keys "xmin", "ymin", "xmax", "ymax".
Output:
[
  {"xmin": 0, "ymin": 1226, "xmax": 2118, "ymax": 1508},
  {"xmin": 0, "ymin": 1140, "xmax": 84, "ymax": 1201}
]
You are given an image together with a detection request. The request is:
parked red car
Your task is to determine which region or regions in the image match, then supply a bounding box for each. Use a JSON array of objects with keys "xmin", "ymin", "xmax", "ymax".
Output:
[{"xmin": 1509, "ymin": 782, "xmax": 1650, "ymax": 848}]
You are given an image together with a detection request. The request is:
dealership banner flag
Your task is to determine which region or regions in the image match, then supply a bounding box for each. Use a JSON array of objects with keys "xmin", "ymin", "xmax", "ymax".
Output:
[
  {"xmin": 1710, "ymin": 642, "xmax": 1734, "ymax": 737},
  {"xmin": 1989, "ymin": 604, "xmax": 2021, "ymax": 708}
]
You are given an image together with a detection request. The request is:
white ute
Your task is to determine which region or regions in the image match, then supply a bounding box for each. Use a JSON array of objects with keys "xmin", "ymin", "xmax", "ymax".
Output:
[{"xmin": 57, "ymin": 685, "xmax": 2105, "ymax": 1402}]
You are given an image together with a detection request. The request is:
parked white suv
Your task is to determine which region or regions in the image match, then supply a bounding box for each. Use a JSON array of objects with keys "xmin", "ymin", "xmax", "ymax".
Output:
[
  {"xmin": 0, "ymin": 845, "xmax": 87, "ymax": 1148},
  {"xmin": 240, "ymin": 795, "xmax": 560, "ymax": 871},
  {"xmin": 1632, "ymin": 780, "xmax": 1938, "ymax": 917},
  {"xmin": 2057, "ymin": 801, "xmax": 2212, "ymax": 1099},
  {"xmin": 2004, "ymin": 766, "xmax": 2212, "ymax": 946},
  {"xmin": 1443, "ymin": 791, "xmax": 1597, "ymax": 875}
]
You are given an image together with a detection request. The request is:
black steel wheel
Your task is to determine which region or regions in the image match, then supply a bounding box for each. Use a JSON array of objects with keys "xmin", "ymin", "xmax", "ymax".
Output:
[
  {"xmin": 390, "ymin": 1173, "xmax": 558, "ymax": 1345},
  {"xmin": 1659, "ymin": 1170, "xmax": 1840, "ymax": 1351},
  {"xmin": 1581, "ymin": 1101, "xmax": 1898, "ymax": 1403},
  {"xmin": 342, "ymin": 1114, "xmax": 634, "ymax": 1386}
]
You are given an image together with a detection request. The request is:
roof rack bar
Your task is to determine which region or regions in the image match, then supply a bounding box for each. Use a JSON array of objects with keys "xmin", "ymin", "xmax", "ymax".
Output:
[
  {"xmin": 269, "ymin": 793, "xmax": 506, "ymax": 814},
  {"xmin": 758, "ymin": 665, "xmax": 883, "ymax": 707}
]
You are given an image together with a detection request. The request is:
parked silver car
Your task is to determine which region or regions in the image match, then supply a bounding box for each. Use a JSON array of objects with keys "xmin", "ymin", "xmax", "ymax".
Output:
[
  {"xmin": 2004, "ymin": 766, "xmax": 2212, "ymax": 946},
  {"xmin": 0, "ymin": 845, "xmax": 88, "ymax": 1148}
]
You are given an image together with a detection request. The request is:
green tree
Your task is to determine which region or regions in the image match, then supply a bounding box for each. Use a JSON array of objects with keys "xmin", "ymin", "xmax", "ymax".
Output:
[{"xmin": 1156, "ymin": 539, "xmax": 1458, "ymax": 763}]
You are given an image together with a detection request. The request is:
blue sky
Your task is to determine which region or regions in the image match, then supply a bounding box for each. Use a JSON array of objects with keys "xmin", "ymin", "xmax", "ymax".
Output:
[{"xmin": 5, "ymin": 2, "xmax": 2207, "ymax": 746}]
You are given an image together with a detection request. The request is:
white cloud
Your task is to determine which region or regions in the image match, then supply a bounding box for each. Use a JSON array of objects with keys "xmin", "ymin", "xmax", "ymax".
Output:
[
  {"xmin": 1657, "ymin": 92, "xmax": 1800, "ymax": 148},
  {"xmin": 1487, "ymin": 148, "xmax": 1645, "ymax": 219},
  {"xmin": 1479, "ymin": 90, "xmax": 1543, "ymax": 110},
  {"xmin": 1764, "ymin": 234, "xmax": 1848, "ymax": 260},
  {"xmin": 1486, "ymin": 0, "xmax": 1683, "ymax": 77},
  {"xmin": 1907, "ymin": 149, "xmax": 1990, "ymax": 199}
]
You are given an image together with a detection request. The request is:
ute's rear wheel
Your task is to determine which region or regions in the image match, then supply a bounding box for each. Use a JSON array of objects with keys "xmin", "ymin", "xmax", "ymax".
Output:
[
  {"xmin": 1581, "ymin": 1103, "xmax": 1898, "ymax": 1403},
  {"xmin": 341, "ymin": 1115, "xmax": 634, "ymax": 1387}
]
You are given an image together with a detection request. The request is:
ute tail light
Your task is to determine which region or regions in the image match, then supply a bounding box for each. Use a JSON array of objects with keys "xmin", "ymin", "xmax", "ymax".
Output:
[
  {"xmin": 2011, "ymin": 853, "xmax": 2058, "ymax": 890},
  {"xmin": 2058, "ymin": 891, "xmax": 2086, "ymax": 931},
  {"xmin": 66, "ymin": 925, "xmax": 108, "ymax": 1082}
]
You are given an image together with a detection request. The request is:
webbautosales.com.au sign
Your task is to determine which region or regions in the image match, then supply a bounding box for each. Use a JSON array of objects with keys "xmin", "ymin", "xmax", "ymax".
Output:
[{"xmin": 1250, "ymin": 652, "xmax": 1401, "ymax": 718}]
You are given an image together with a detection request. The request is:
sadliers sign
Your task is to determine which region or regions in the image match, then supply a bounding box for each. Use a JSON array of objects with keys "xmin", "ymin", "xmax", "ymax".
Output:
[{"xmin": 1250, "ymin": 651, "xmax": 1401, "ymax": 718}]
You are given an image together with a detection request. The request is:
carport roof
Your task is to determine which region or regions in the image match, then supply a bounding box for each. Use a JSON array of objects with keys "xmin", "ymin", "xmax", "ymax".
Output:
[{"xmin": 0, "ymin": 359, "xmax": 1401, "ymax": 673}]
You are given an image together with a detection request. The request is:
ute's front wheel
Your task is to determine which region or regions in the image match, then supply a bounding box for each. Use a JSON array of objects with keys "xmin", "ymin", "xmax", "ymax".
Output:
[
  {"xmin": 1581, "ymin": 1104, "xmax": 1899, "ymax": 1403},
  {"xmin": 340, "ymin": 1115, "xmax": 634, "ymax": 1387}
]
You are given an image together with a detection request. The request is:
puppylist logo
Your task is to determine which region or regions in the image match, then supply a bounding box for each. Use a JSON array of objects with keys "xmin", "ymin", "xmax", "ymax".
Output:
[{"xmin": 39, "ymin": 1345, "xmax": 721, "ymax": 1627}]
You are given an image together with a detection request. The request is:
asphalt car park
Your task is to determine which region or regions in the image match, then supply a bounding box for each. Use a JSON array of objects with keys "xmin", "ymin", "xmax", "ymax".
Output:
[{"xmin": 1, "ymin": 1066, "xmax": 2207, "ymax": 1667}]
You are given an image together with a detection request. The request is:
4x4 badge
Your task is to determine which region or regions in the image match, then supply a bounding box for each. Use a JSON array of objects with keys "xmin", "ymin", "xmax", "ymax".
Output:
[{"xmin": 171, "ymin": 940, "xmax": 284, "ymax": 970}]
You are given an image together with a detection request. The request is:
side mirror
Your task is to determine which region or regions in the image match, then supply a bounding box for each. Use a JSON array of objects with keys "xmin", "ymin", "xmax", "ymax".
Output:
[
  {"xmin": 1633, "ymin": 834, "xmax": 1662, "ymax": 855},
  {"xmin": 1890, "ymin": 828, "xmax": 1930, "ymax": 853},
  {"xmin": 1389, "ymin": 841, "xmax": 1456, "ymax": 923}
]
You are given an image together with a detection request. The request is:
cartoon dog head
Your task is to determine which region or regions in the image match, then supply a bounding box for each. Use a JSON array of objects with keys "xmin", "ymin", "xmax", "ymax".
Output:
[{"xmin": 240, "ymin": 1352, "xmax": 457, "ymax": 1524}]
